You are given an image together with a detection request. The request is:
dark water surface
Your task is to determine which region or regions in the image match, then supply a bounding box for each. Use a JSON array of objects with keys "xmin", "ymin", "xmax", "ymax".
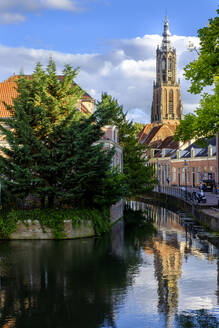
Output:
[{"xmin": 0, "ymin": 202, "xmax": 218, "ymax": 327}]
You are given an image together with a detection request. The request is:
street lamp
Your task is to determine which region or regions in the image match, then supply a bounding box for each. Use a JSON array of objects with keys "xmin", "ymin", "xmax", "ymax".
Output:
[{"xmin": 184, "ymin": 160, "xmax": 188, "ymax": 200}]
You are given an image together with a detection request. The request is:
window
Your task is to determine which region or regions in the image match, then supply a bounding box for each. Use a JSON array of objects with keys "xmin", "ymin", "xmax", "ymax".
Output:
[
  {"xmin": 182, "ymin": 168, "xmax": 185, "ymax": 184},
  {"xmin": 186, "ymin": 167, "xmax": 190, "ymax": 184},
  {"xmin": 168, "ymin": 165, "xmax": 171, "ymax": 179},
  {"xmin": 197, "ymin": 167, "xmax": 200, "ymax": 185},
  {"xmin": 168, "ymin": 58, "xmax": 172, "ymax": 70},
  {"xmin": 173, "ymin": 167, "xmax": 176, "ymax": 183},
  {"xmin": 162, "ymin": 58, "xmax": 166, "ymax": 71},
  {"xmin": 177, "ymin": 168, "xmax": 181, "ymax": 186},
  {"xmin": 169, "ymin": 90, "xmax": 173, "ymax": 114}
]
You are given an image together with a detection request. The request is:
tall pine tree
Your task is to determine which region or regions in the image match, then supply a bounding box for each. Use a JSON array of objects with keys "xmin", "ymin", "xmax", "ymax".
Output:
[{"xmin": 0, "ymin": 60, "xmax": 125, "ymax": 208}]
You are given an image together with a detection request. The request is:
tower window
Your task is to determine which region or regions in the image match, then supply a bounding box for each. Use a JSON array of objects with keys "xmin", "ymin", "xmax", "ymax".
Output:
[
  {"xmin": 162, "ymin": 59, "xmax": 166, "ymax": 71},
  {"xmin": 168, "ymin": 58, "xmax": 172, "ymax": 70},
  {"xmin": 169, "ymin": 90, "xmax": 173, "ymax": 114}
]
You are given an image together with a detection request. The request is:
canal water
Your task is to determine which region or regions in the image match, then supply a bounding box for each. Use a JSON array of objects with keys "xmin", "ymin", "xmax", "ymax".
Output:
[{"xmin": 0, "ymin": 202, "xmax": 218, "ymax": 328}]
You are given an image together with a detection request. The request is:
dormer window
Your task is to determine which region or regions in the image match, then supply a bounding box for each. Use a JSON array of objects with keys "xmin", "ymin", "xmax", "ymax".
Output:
[
  {"xmin": 150, "ymin": 149, "xmax": 155, "ymax": 158},
  {"xmin": 177, "ymin": 150, "xmax": 180, "ymax": 159},
  {"xmin": 208, "ymin": 145, "xmax": 213, "ymax": 157}
]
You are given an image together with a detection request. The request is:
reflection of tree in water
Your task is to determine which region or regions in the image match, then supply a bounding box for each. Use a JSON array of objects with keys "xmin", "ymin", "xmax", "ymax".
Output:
[
  {"xmin": 176, "ymin": 309, "xmax": 218, "ymax": 328},
  {"xmin": 0, "ymin": 221, "xmax": 148, "ymax": 328}
]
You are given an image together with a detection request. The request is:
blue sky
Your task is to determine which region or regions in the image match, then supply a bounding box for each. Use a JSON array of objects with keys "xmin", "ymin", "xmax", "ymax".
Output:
[{"xmin": 0, "ymin": 0, "xmax": 217, "ymax": 122}]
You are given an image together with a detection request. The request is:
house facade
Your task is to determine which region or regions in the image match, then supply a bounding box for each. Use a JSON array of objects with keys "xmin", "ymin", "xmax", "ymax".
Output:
[{"xmin": 155, "ymin": 137, "xmax": 217, "ymax": 187}]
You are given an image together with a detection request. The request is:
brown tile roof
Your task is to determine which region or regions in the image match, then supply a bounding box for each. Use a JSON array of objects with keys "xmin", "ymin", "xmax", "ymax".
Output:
[
  {"xmin": 138, "ymin": 123, "xmax": 154, "ymax": 142},
  {"xmin": 153, "ymin": 136, "xmax": 179, "ymax": 158},
  {"xmin": 0, "ymin": 75, "xmax": 93, "ymax": 118},
  {"xmin": 142, "ymin": 125, "xmax": 162, "ymax": 146},
  {"xmin": 139, "ymin": 123, "xmax": 178, "ymax": 147},
  {"xmin": 159, "ymin": 136, "xmax": 178, "ymax": 149}
]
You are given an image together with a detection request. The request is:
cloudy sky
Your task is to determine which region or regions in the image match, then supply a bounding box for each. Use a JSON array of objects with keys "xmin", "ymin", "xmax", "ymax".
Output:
[{"xmin": 0, "ymin": 0, "xmax": 217, "ymax": 123}]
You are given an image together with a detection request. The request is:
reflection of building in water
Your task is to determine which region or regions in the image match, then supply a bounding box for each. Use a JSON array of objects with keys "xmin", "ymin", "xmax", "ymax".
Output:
[
  {"xmin": 111, "ymin": 219, "xmax": 124, "ymax": 258},
  {"xmin": 146, "ymin": 230, "xmax": 182, "ymax": 328},
  {"xmin": 217, "ymin": 258, "xmax": 219, "ymax": 305}
]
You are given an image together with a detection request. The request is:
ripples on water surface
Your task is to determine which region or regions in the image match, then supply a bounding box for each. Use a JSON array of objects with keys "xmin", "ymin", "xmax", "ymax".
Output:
[{"xmin": 0, "ymin": 202, "xmax": 218, "ymax": 327}]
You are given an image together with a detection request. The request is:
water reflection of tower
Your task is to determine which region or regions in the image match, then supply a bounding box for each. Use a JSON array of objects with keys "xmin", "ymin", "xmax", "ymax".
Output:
[{"xmin": 152, "ymin": 230, "xmax": 182, "ymax": 328}]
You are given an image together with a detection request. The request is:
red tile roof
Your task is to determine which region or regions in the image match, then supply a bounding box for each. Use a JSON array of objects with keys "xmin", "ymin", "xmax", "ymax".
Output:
[
  {"xmin": 0, "ymin": 80, "xmax": 18, "ymax": 117},
  {"xmin": 0, "ymin": 75, "xmax": 93, "ymax": 118}
]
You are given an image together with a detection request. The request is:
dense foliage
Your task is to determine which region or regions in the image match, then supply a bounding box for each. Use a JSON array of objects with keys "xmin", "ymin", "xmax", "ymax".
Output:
[
  {"xmin": 0, "ymin": 59, "xmax": 125, "ymax": 209},
  {"xmin": 96, "ymin": 94, "xmax": 156, "ymax": 196},
  {"xmin": 0, "ymin": 207, "xmax": 110, "ymax": 239},
  {"xmin": 175, "ymin": 9, "xmax": 219, "ymax": 141}
]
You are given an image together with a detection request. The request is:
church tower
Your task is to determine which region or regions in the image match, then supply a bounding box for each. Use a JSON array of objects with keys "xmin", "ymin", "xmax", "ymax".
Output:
[{"xmin": 151, "ymin": 17, "xmax": 183, "ymax": 124}]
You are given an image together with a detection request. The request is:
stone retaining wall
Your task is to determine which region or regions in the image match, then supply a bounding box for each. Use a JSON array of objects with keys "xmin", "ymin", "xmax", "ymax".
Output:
[
  {"xmin": 10, "ymin": 220, "xmax": 95, "ymax": 239},
  {"xmin": 7, "ymin": 201, "xmax": 124, "ymax": 240}
]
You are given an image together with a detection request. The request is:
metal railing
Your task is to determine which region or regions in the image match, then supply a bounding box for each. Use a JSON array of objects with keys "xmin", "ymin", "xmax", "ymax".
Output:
[{"xmin": 154, "ymin": 185, "xmax": 193, "ymax": 202}]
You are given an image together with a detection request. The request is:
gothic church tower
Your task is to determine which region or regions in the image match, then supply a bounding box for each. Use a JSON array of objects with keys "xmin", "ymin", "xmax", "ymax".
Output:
[{"xmin": 151, "ymin": 17, "xmax": 183, "ymax": 124}]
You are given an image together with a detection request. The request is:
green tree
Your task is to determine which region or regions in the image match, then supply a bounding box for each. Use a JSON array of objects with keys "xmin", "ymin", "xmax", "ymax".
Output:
[
  {"xmin": 175, "ymin": 9, "xmax": 219, "ymax": 141},
  {"xmin": 133, "ymin": 122, "xmax": 145, "ymax": 135},
  {"xmin": 96, "ymin": 93, "xmax": 156, "ymax": 197},
  {"xmin": 0, "ymin": 60, "xmax": 125, "ymax": 208}
]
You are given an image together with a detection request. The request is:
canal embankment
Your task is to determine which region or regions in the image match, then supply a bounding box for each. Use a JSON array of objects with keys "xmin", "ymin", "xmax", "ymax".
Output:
[
  {"xmin": 137, "ymin": 191, "xmax": 219, "ymax": 232},
  {"xmin": 0, "ymin": 200, "xmax": 124, "ymax": 240}
]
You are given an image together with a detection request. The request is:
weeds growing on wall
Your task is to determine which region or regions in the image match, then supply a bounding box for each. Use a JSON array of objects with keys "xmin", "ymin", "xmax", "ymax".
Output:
[{"xmin": 0, "ymin": 208, "xmax": 111, "ymax": 239}]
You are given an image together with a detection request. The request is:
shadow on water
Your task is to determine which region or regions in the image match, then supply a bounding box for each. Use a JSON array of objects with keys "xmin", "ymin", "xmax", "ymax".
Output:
[{"xmin": 0, "ymin": 201, "xmax": 218, "ymax": 327}]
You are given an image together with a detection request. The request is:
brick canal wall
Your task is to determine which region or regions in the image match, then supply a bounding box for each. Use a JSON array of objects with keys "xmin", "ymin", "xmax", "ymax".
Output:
[{"xmin": 138, "ymin": 192, "xmax": 219, "ymax": 232}]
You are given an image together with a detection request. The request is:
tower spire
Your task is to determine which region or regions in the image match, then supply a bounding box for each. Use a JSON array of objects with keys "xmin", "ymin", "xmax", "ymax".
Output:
[
  {"xmin": 162, "ymin": 16, "xmax": 171, "ymax": 50},
  {"xmin": 150, "ymin": 18, "xmax": 183, "ymax": 124}
]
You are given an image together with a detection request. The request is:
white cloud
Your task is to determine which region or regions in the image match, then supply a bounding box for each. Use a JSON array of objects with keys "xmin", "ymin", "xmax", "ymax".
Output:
[
  {"xmin": 41, "ymin": 0, "xmax": 78, "ymax": 11},
  {"xmin": 0, "ymin": 0, "xmax": 80, "ymax": 23},
  {"xmin": 0, "ymin": 12, "xmax": 26, "ymax": 24},
  {"xmin": 0, "ymin": 34, "xmax": 200, "ymax": 123}
]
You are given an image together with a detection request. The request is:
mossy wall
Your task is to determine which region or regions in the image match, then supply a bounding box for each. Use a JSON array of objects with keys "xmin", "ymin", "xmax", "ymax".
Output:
[{"xmin": 10, "ymin": 220, "xmax": 95, "ymax": 240}]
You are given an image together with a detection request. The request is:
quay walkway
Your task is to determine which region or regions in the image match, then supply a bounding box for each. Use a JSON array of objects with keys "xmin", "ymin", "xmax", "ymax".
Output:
[{"xmin": 154, "ymin": 185, "xmax": 219, "ymax": 208}]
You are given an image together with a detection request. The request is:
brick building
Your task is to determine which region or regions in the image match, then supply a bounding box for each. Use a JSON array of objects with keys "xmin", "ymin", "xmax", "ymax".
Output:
[{"xmin": 170, "ymin": 137, "xmax": 216, "ymax": 187}]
